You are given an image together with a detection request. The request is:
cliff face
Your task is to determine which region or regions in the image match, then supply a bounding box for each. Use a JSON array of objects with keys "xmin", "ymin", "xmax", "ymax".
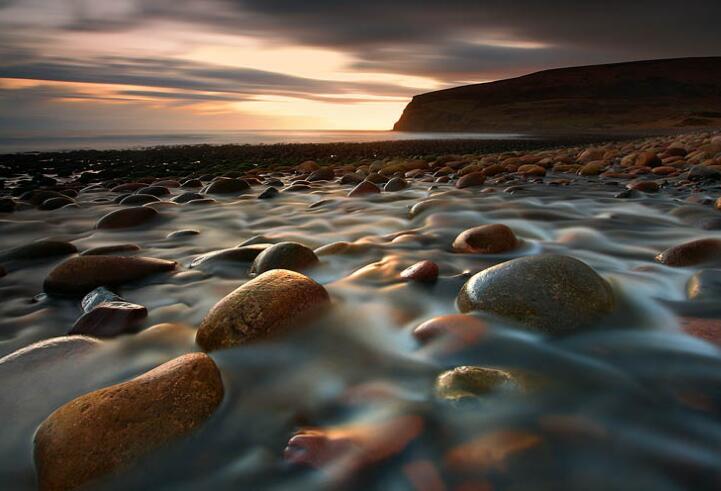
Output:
[{"xmin": 393, "ymin": 57, "xmax": 721, "ymax": 132}]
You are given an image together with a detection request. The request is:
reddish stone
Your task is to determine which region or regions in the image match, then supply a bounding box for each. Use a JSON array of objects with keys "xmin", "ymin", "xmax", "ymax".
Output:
[{"xmin": 400, "ymin": 260, "xmax": 439, "ymax": 283}]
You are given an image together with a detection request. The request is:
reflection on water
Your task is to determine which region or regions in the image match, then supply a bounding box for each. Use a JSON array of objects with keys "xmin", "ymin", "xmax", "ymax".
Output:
[
  {"xmin": 0, "ymin": 130, "xmax": 530, "ymax": 153},
  {"xmin": 2, "ymin": 177, "xmax": 721, "ymax": 490}
]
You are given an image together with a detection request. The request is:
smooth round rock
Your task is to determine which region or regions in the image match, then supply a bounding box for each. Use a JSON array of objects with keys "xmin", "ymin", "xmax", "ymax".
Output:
[
  {"xmin": 435, "ymin": 366, "xmax": 521, "ymax": 401},
  {"xmin": 191, "ymin": 244, "xmax": 270, "ymax": 268},
  {"xmin": 251, "ymin": 242, "xmax": 319, "ymax": 274},
  {"xmin": 69, "ymin": 301, "xmax": 147, "ymax": 338},
  {"xmin": 34, "ymin": 353, "xmax": 224, "ymax": 491},
  {"xmin": 456, "ymin": 172, "xmax": 486, "ymax": 189},
  {"xmin": 457, "ymin": 255, "xmax": 614, "ymax": 334},
  {"xmin": 171, "ymin": 192, "xmax": 203, "ymax": 203},
  {"xmin": 196, "ymin": 269, "xmax": 330, "ymax": 350},
  {"xmin": 384, "ymin": 177, "xmax": 408, "ymax": 192},
  {"xmin": 656, "ymin": 238, "xmax": 721, "ymax": 267},
  {"xmin": 340, "ymin": 173, "xmax": 364, "ymax": 185},
  {"xmin": 0, "ymin": 240, "xmax": 77, "ymax": 262},
  {"xmin": 137, "ymin": 185, "xmax": 169, "ymax": 197},
  {"xmin": 96, "ymin": 207, "xmax": 158, "ymax": 229},
  {"xmin": 307, "ymin": 167, "xmax": 335, "ymax": 181},
  {"xmin": 452, "ymin": 224, "xmax": 518, "ymax": 254},
  {"xmin": 203, "ymin": 178, "xmax": 250, "ymax": 194},
  {"xmin": 40, "ymin": 196, "xmax": 74, "ymax": 210},
  {"xmin": 348, "ymin": 181, "xmax": 380, "ymax": 197},
  {"xmin": 119, "ymin": 194, "xmax": 160, "ymax": 206},
  {"xmin": 44, "ymin": 256, "xmax": 176, "ymax": 296},
  {"xmin": 258, "ymin": 187, "xmax": 279, "ymax": 199},
  {"xmin": 687, "ymin": 269, "xmax": 721, "ymax": 301},
  {"xmin": 400, "ymin": 260, "xmax": 439, "ymax": 283}
]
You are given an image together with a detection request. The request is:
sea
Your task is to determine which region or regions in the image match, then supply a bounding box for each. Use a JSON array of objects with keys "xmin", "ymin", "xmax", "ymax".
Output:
[{"xmin": 0, "ymin": 130, "xmax": 529, "ymax": 153}]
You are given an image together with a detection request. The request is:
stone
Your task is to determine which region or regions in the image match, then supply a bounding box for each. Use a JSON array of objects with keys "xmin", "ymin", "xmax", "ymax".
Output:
[
  {"xmin": 456, "ymin": 172, "xmax": 485, "ymax": 188},
  {"xmin": 0, "ymin": 240, "xmax": 77, "ymax": 262},
  {"xmin": 96, "ymin": 207, "xmax": 158, "ymax": 229},
  {"xmin": 578, "ymin": 161, "xmax": 607, "ymax": 176},
  {"xmin": 340, "ymin": 173, "xmax": 365, "ymax": 185},
  {"xmin": 435, "ymin": 366, "xmax": 522, "ymax": 401},
  {"xmin": 251, "ymin": 242, "xmax": 319, "ymax": 274},
  {"xmin": 400, "ymin": 260, "xmax": 439, "ymax": 283},
  {"xmin": 636, "ymin": 151, "xmax": 661, "ymax": 167},
  {"xmin": 34, "ymin": 353, "xmax": 224, "ymax": 491},
  {"xmin": 40, "ymin": 196, "xmax": 74, "ymax": 210},
  {"xmin": 656, "ymin": 238, "xmax": 721, "ymax": 267},
  {"xmin": 680, "ymin": 317, "xmax": 721, "ymax": 346},
  {"xmin": 190, "ymin": 244, "xmax": 270, "ymax": 268},
  {"xmin": 137, "ymin": 185, "xmax": 170, "ymax": 196},
  {"xmin": 111, "ymin": 183, "xmax": 145, "ymax": 193},
  {"xmin": 171, "ymin": 192, "xmax": 203, "ymax": 203},
  {"xmin": 44, "ymin": 256, "xmax": 176, "ymax": 296},
  {"xmin": 196, "ymin": 269, "xmax": 330, "ymax": 350},
  {"xmin": 70, "ymin": 301, "xmax": 147, "ymax": 338},
  {"xmin": 307, "ymin": 167, "xmax": 335, "ymax": 181},
  {"xmin": 687, "ymin": 269, "xmax": 721, "ymax": 301},
  {"xmin": 180, "ymin": 179, "xmax": 203, "ymax": 188},
  {"xmin": 413, "ymin": 314, "xmax": 488, "ymax": 344},
  {"xmin": 384, "ymin": 177, "xmax": 408, "ymax": 192},
  {"xmin": 457, "ymin": 255, "xmax": 614, "ymax": 334},
  {"xmin": 517, "ymin": 164, "xmax": 546, "ymax": 176},
  {"xmin": 688, "ymin": 166, "xmax": 721, "ymax": 181},
  {"xmin": 452, "ymin": 224, "xmax": 518, "ymax": 254},
  {"xmin": 80, "ymin": 286, "xmax": 123, "ymax": 312},
  {"xmin": 258, "ymin": 187, "xmax": 279, "ymax": 199},
  {"xmin": 348, "ymin": 180, "xmax": 381, "ymax": 197},
  {"xmin": 627, "ymin": 180, "xmax": 659, "ymax": 192},
  {"xmin": 167, "ymin": 229, "xmax": 200, "ymax": 239},
  {"xmin": 297, "ymin": 160, "xmax": 320, "ymax": 173},
  {"xmin": 202, "ymin": 178, "xmax": 250, "ymax": 194},
  {"xmin": 119, "ymin": 194, "xmax": 160, "ymax": 205}
]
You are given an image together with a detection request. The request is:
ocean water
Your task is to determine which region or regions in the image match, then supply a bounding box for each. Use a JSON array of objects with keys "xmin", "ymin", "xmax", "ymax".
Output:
[{"xmin": 0, "ymin": 130, "xmax": 529, "ymax": 153}]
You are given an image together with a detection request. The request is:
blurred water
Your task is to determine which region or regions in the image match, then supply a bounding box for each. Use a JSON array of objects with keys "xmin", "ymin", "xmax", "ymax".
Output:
[{"xmin": 1, "ymin": 176, "xmax": 721, "ymax": 490}]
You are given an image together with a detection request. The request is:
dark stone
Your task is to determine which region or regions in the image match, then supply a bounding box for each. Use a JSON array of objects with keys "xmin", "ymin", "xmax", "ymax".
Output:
[{"xmin": 251, "ymin": 242, "xmax": 319, "ymax": 274}]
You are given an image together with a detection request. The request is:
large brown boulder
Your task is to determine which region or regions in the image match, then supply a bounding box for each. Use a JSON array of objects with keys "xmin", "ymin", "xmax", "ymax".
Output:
[
  {"xmin": 44, "ymin": 256, "xmax": 176, "ymax": 296},
  {"xmin": 196, "ymin": 269, "xmax": 330, "ymax": 351},
  {"xmin": 457, "ymin": 255, "xmax": 614, "ymax": 334},
  {"xmin": 34, "ymin": 353, "xmax": 224, "ymax": 491}
]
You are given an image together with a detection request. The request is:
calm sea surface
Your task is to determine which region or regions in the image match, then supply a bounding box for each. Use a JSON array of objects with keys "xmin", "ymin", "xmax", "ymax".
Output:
[{"xmin": 0, "ymin": 130, "xmax": 529, "ymax": 153}]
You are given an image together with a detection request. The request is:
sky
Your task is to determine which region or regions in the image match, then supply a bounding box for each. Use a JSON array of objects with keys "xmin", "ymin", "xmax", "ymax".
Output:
[{"xmin": 0, "ymin": 0, "xmax": 719, "ymax": 136}]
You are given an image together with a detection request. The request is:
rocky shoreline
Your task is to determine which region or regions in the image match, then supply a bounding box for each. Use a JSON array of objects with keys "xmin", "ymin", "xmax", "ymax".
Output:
[{"xmin": 2, "ymin": 130, "xmax": 721, "ymax": 490}]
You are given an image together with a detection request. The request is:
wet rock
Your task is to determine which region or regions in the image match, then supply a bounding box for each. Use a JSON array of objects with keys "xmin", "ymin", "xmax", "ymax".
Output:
[
  {"xmin": 80, "ymin": 286, "xmax": 122, "ymax": 311},
  {"xmin": 614, "ymin": 189, "xmax": 641, "ymax": 199},
  {"xmin": 413, "ymin": 314, "xmax": 488, "ymax": 344},
  {"xmin": 456, "ymin": 172, "xmax": 486, "ymax": 188},
  {"xmin": 96, "ymin": 207, "xmax": 158, "ymax": 229},
  {"xmin": 297, "ymin": 160, "xmax": 320, "ymax": 173},
  {"xmin": 0, "ymin": 240, "xmax": 77, "ymax": 262},
  {"xmin": 44, "ymin": 255, "xmax": 176, "ymax": 296},
  {"xmin": 251, "ymin": 242, "xmax": 319, "ymax": 274},
  {"xmin": 70, "ymin": 298, "xmax": 147, "ymax": 338},
  {"xmin": 191, "ymin": 244, "xmax": 270, "ymax": 268},
  {"xmin": 258, "ymin": 187, "xmax": 279, "ymax": 199},
  {"xmin": 627, "ymin": 180, "xmax": 659, "ymax": 193},
  {"xmin": 167, "ymin": 229, "xmax": 199, "ymax": 239},
  {"xmin": 284, "ymin": 183, "xmax": 311, "ymax": 192},
  {"xmin": 656, "ymin": 238, "xmax": 721, "ymax": 267},
  {"xmin": 366, "ymin": 173, "xmax": 388, "ymax": 185},
  {"xmin": 687, "ymin": 269, "xmax": 721, "ymax": 301},
  {"xmin": 452, "ymin": 224, "xmax": 519, "ymax": 254},
  {"xmin": 120, "ymin": 194, "xmax": 160, "ymax": 206},
  {"xmin": 688, "ymin": 166, "xmax": 721, "ymax": 181},
  {"xmin": 196, "ymin": 269, "xmax": 330, "ymax": 350},
  {"xmin": 680, "ymin": 317, "xmax": 721, "ymax": 346},
  {"xmin": 307, "ymin": 167, "xmax": 335, "ymax": 181},
  {"xmin": 80, "ymin": 244, "xmax": 140, "ymax": 256},
  {"xmin": 34, "ymin": 353, "xmax": 224, "ymax": 491},
  {"xmin": 202, "ymin": 177, "xmax": 250, "ymax": 194},
  {"xmin": 435, "ymin": 366, "xmax": 522, "ymax": 401},
  {"xmin": 636, "ymin": 151, "xmax": 661, "ymax": 167},
  {"xmin": 111, "ymin": 183, "xmax": 145, "ymax": 193},
  {"xmin": 180, "ymin": 178, "xmax": 202, "ymax": 188},
  {"xmin": 698, "ymin": 217, "xmax": 721, "ymax": 230},
  {"xmin": 340, "ymin": 173, "xmax": 365, "ymax": 185},
  {"xmin": 137, "ymin": 185, "xmax": 170, "ymax": 197},
  {"xmin": 457, "ymin": 255, "xmax": 614, "ymax": 334},
  {"xmin": 171, "ymin": 192, "xmax": 203, "ymax": 203},
  {"xmin": 40, "ymin": 196, "xmax": 74, "ymax": 210},
  {"xmin": 152, "ymin": 179, "xmax": 180, "ymax": 188},
  {"xmin": 384, "ymin": 177, "xmax": 408, "ymax": 192},
  {"xmin": 348, "ymin": 180, "xmax": 381, "ymax": 197},
  {"xmin": 400, "ymin": 260, "xmax": 439, "ymax": 283},
  {"xmin": 578, "ymin": 161, "xmax": 606, "ymax": 176}
]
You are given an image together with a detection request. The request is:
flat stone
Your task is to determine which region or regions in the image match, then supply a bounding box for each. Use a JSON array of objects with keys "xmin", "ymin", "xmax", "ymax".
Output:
[{"xmin": 44, "ymin": 256, "xmax": 176, "ymax": 297}]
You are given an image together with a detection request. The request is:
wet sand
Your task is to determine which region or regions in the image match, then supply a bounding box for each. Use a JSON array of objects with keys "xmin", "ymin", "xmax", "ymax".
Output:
[{"xmin": 2, "ymin": 130, "xmax": 721, "ymax": 490}]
